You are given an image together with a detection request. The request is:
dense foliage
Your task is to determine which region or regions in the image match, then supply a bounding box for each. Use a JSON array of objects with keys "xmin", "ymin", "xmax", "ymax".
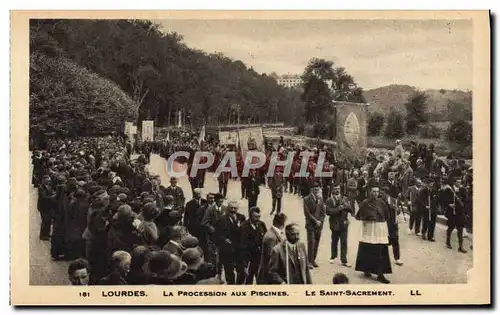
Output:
[
  {"xmin": 384, "ymin": 110, "xmax": 405, "ymax": 139},
  {"xmin": 419, "ymin": 124, "xmax": 441, "ymax": 139},
  {"xmin": 446, "ymin": 120, "xmax": 473, "ymax": 147},
  {"xmin": 367, "ymin": 112, "xmax": 385, "ymax": 136},
  {"xmin": 404, "ymin": 91, "xmax": 429, "ymax": 135},
  {"xmin": 30, "ymin": 52, "xmax": 137, "ymax": 137},
  {"xmin": 300, "ymin": 58, "xmax": 365, "ymax": 124},
  {"xmin": 30, "ymin": 19, "xmax": 303, "ymax": 128}
]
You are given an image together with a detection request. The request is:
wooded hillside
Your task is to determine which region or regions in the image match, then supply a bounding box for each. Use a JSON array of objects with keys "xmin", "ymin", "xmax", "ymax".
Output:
[{"xmin": 29, "ymin": 19, "xmax": 303, "ymax": 133}]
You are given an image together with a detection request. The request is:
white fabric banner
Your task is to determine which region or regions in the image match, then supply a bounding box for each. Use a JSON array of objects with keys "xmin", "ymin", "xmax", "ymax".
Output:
[{"xmin": 142, "ymin": 120, "xmax": 154, "ymax": 141}]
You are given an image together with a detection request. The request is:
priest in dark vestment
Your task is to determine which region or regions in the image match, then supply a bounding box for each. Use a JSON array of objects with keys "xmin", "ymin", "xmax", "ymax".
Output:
[{"xmin": 354, "ymin": 186, "xmax": 392, "ymax": 284}]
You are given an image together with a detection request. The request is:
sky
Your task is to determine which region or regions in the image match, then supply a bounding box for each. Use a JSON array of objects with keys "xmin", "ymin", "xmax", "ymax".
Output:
[{"xmin": 157, "ymin": 19, "xmax": 472, "ymax": 91}]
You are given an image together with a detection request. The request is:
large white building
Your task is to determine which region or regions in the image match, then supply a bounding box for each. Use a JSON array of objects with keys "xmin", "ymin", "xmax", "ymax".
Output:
[{"xmin": 272, "ymin": 74, "xmax": 303, "ymax": 88}]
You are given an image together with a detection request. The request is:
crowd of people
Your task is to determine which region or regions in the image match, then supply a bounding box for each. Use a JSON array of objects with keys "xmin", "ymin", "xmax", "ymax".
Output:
[{"xmin": 32, "ymin": 130, "xmax": 473, "ymax": 286}]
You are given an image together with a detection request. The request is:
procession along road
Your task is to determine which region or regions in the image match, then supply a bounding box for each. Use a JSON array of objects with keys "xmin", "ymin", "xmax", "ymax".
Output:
[{"xmin": 28, "ymin": 154, "xmax": 473, "ymax": 285}]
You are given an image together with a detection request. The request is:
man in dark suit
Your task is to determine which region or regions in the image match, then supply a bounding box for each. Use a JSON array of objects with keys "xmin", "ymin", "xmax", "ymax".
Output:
[
  {"xmin": 183, "ymin": 188, "xmax": 207, "ymax": 239},
  {"xmin": 421, "ymin": 177, "xmax": 439, "ymax": 242},
  {"xmin": 386, "ymin": 172, "xmax": 400, "ymax": 199},
  {"xmin": 440, "ymin": 178, "xmax": 468, "ymax": 253},
  {"xmin": 268, "ymin": 170, "xmax": 285, "ymax": 215},
  {"xmin": 268, "ymin": 223, "xmax": 312, "ymax": 284},
  {"xmin": 164, "ymin": 177, "xmax": 185, "ymax": 210},
  {"xmin": 303, "ymin": 183, "xmax": 326, "ymax": 269},
  {"xmin": 246, "ymin": 170, "xmax": 260, "ymax": 209},
  {"xmin": 214, "ymin": 200, "xmax": 246, "ymax": 284},
  {"xmin": 381, "ymin": 186, "xmax": 404, "ymax": 266},
  {"xmin": 415, "ymin": 178, "xmax": 431, "ymax": 239},
  {"xmin": 356, "ymin": 170, "xmax": 369, "ymax": 203},
  {"xmin": 240, "ymin": 206, "xmax": 267, "ymax": 284},
  {"xmin": 37, "ymin": 175, "xmax": 56, "ymax": 240},
  {"xmin": 368, "ymin": 170, "xmax": 384, "ymax": 192},
  {"xmin": 326, "ymin": 185, "xmax": 353, "ymax": 267},
  {"xmin": 257, "ymin": 213, "xmax": 287, "ymax": 284},
  {"xmin": 217, "ymin": 170, "xmax": 230, "ymax": 199},
  {"xmin": 201, "ymin": 193, "xmax": 225, "ymax": 267}
]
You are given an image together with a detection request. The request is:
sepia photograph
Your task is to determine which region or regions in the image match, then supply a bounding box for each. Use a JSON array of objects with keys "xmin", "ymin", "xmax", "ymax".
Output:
[{"xmin": 11, "ymin": 10, "xmax": 490, "ymax": 305}]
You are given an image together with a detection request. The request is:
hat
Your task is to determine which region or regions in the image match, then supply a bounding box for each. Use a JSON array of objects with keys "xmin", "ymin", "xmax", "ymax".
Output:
[
  {"xmin": 148, "ymin": 250, "xmax": 173, "ymax": 274},
  {"xmin": 115, "ymin": 204, "xmax": 134, "ymax": 221},
  {"xmin": 92, "ymin": 189, "xmax": 108, "ymax": 200},
  {"xmin": 165, "ymin": 255, "xmax": 188, "ymax": 280},
  {"xmin": 67, "ymin": 177, "xmax": 77, "ymax": 186},
  {"xmin": 42, "ymin": 175, "xmax": 51, "ymax": 181},
  {"xmin": 87, "ymin": 185, "xmax": 103, "ymax": 196},
  {"xmin": 117, "ymin": 187, "xmax": 130, "ymax": 195},
  {"xmin": 181, "ymin": 235, "xmax": 199, "ymax": 249},
  {"xmin": 142, "ymin": 202, "xmax": 158, "ymax": 218},
  {"xmin": 74, "ymin": 189, "xmax": 86, "ymax": 198},
  {"xmin": 57, "ymin": 175, "xmax": 67, "ymax": 184},
  {"xmin": 196, "ymin": 276, "xmax": 224, "ymax": 285},
  {"xmin": 117, "ymin": 193, "xmax": 128, "ymax": 201},
  {"xmin": 181, "ymin": 248, "xmax": 203, "ymax": 270},
  {"xmin": 77, "ymin": 181, "xmax": 86, "ymax": 187},
  {"xmin": 109, "ymin": 185, "xmax": 122, "ymax": 195}
]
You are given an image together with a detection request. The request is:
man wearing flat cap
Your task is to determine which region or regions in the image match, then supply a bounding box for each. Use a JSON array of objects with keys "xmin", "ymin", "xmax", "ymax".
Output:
[
  {"xmin": 326, "ymin": 185, "xmax": 353, "ymax": 267},
  {"xmin": 164, "ymin": 177, "xmax": 186, "ymax": 210},
  {"xmin": 303, "ymin": 183, "xmax": 326, "ymax": 269}
]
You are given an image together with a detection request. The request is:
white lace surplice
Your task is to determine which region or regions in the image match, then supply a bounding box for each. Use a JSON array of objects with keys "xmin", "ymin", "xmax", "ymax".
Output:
[{"xmin": 360, "ymin": 221, "xmax": 389, "ymax": 244}]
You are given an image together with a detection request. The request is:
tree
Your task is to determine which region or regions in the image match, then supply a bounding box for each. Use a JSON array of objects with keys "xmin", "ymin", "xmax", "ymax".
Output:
[
  {"xmin": 384, "ymin": 110, "xmax": 405, "ymax": 139},
  {"xmin": 404, "ymin": 91, "xmax": 429, "ymax": 135},
  {"xmin": 30, "ymin": 52, "xmax": 137, "ymax": 137},
  {"xmin": 29, "ymin": 19, "xmax": 304, "ymax": 130},
  {"xmin": 446, "ymin": 120, "xmax": 472, "ymax": 147},
  {"xmin": 301, "ymin": 75, "xmax": 333, "ymax": 123},
  {"xmin": 330, "ymin": 67, "xmax": 366, "ymax": 103},
  {"xmin": 447, "ymin": 99, "xmax": 472, "ymax": 122},
  {"xmin": 300, "ymin": 58, "xmax": 365, "ymax": 124},
  {"xmin": 367, "ymin": 112, "xmax": 385, "ymax": 136}
]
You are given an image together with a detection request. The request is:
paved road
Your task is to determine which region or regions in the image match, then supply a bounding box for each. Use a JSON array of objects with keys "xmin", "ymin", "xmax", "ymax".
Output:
[{"xmin": 29, "ymin": 154, "xmax": 473, "ymax": 285}]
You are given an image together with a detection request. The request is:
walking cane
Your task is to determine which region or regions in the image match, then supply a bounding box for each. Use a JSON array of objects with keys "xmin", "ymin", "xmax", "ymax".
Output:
[
  {"xmin": 285, "ymin": 243, "xmax": 290, "ymax": 285},
  {"xmin": 398, "ymin": 199, "xmax": 407, "ymax": 222},
  {"xmin": 428, "ymin": 193, "xmax": 432, "ymax": 222},
  {"xmin": 453, "ymin": 189, "xmax": 456, "ymax": 216}
]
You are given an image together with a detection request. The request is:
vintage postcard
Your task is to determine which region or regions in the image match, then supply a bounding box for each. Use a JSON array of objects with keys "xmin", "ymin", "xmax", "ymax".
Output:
[{"xmin": 10, "ymin": 10, "xmax": 490, "ymax": 306}]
